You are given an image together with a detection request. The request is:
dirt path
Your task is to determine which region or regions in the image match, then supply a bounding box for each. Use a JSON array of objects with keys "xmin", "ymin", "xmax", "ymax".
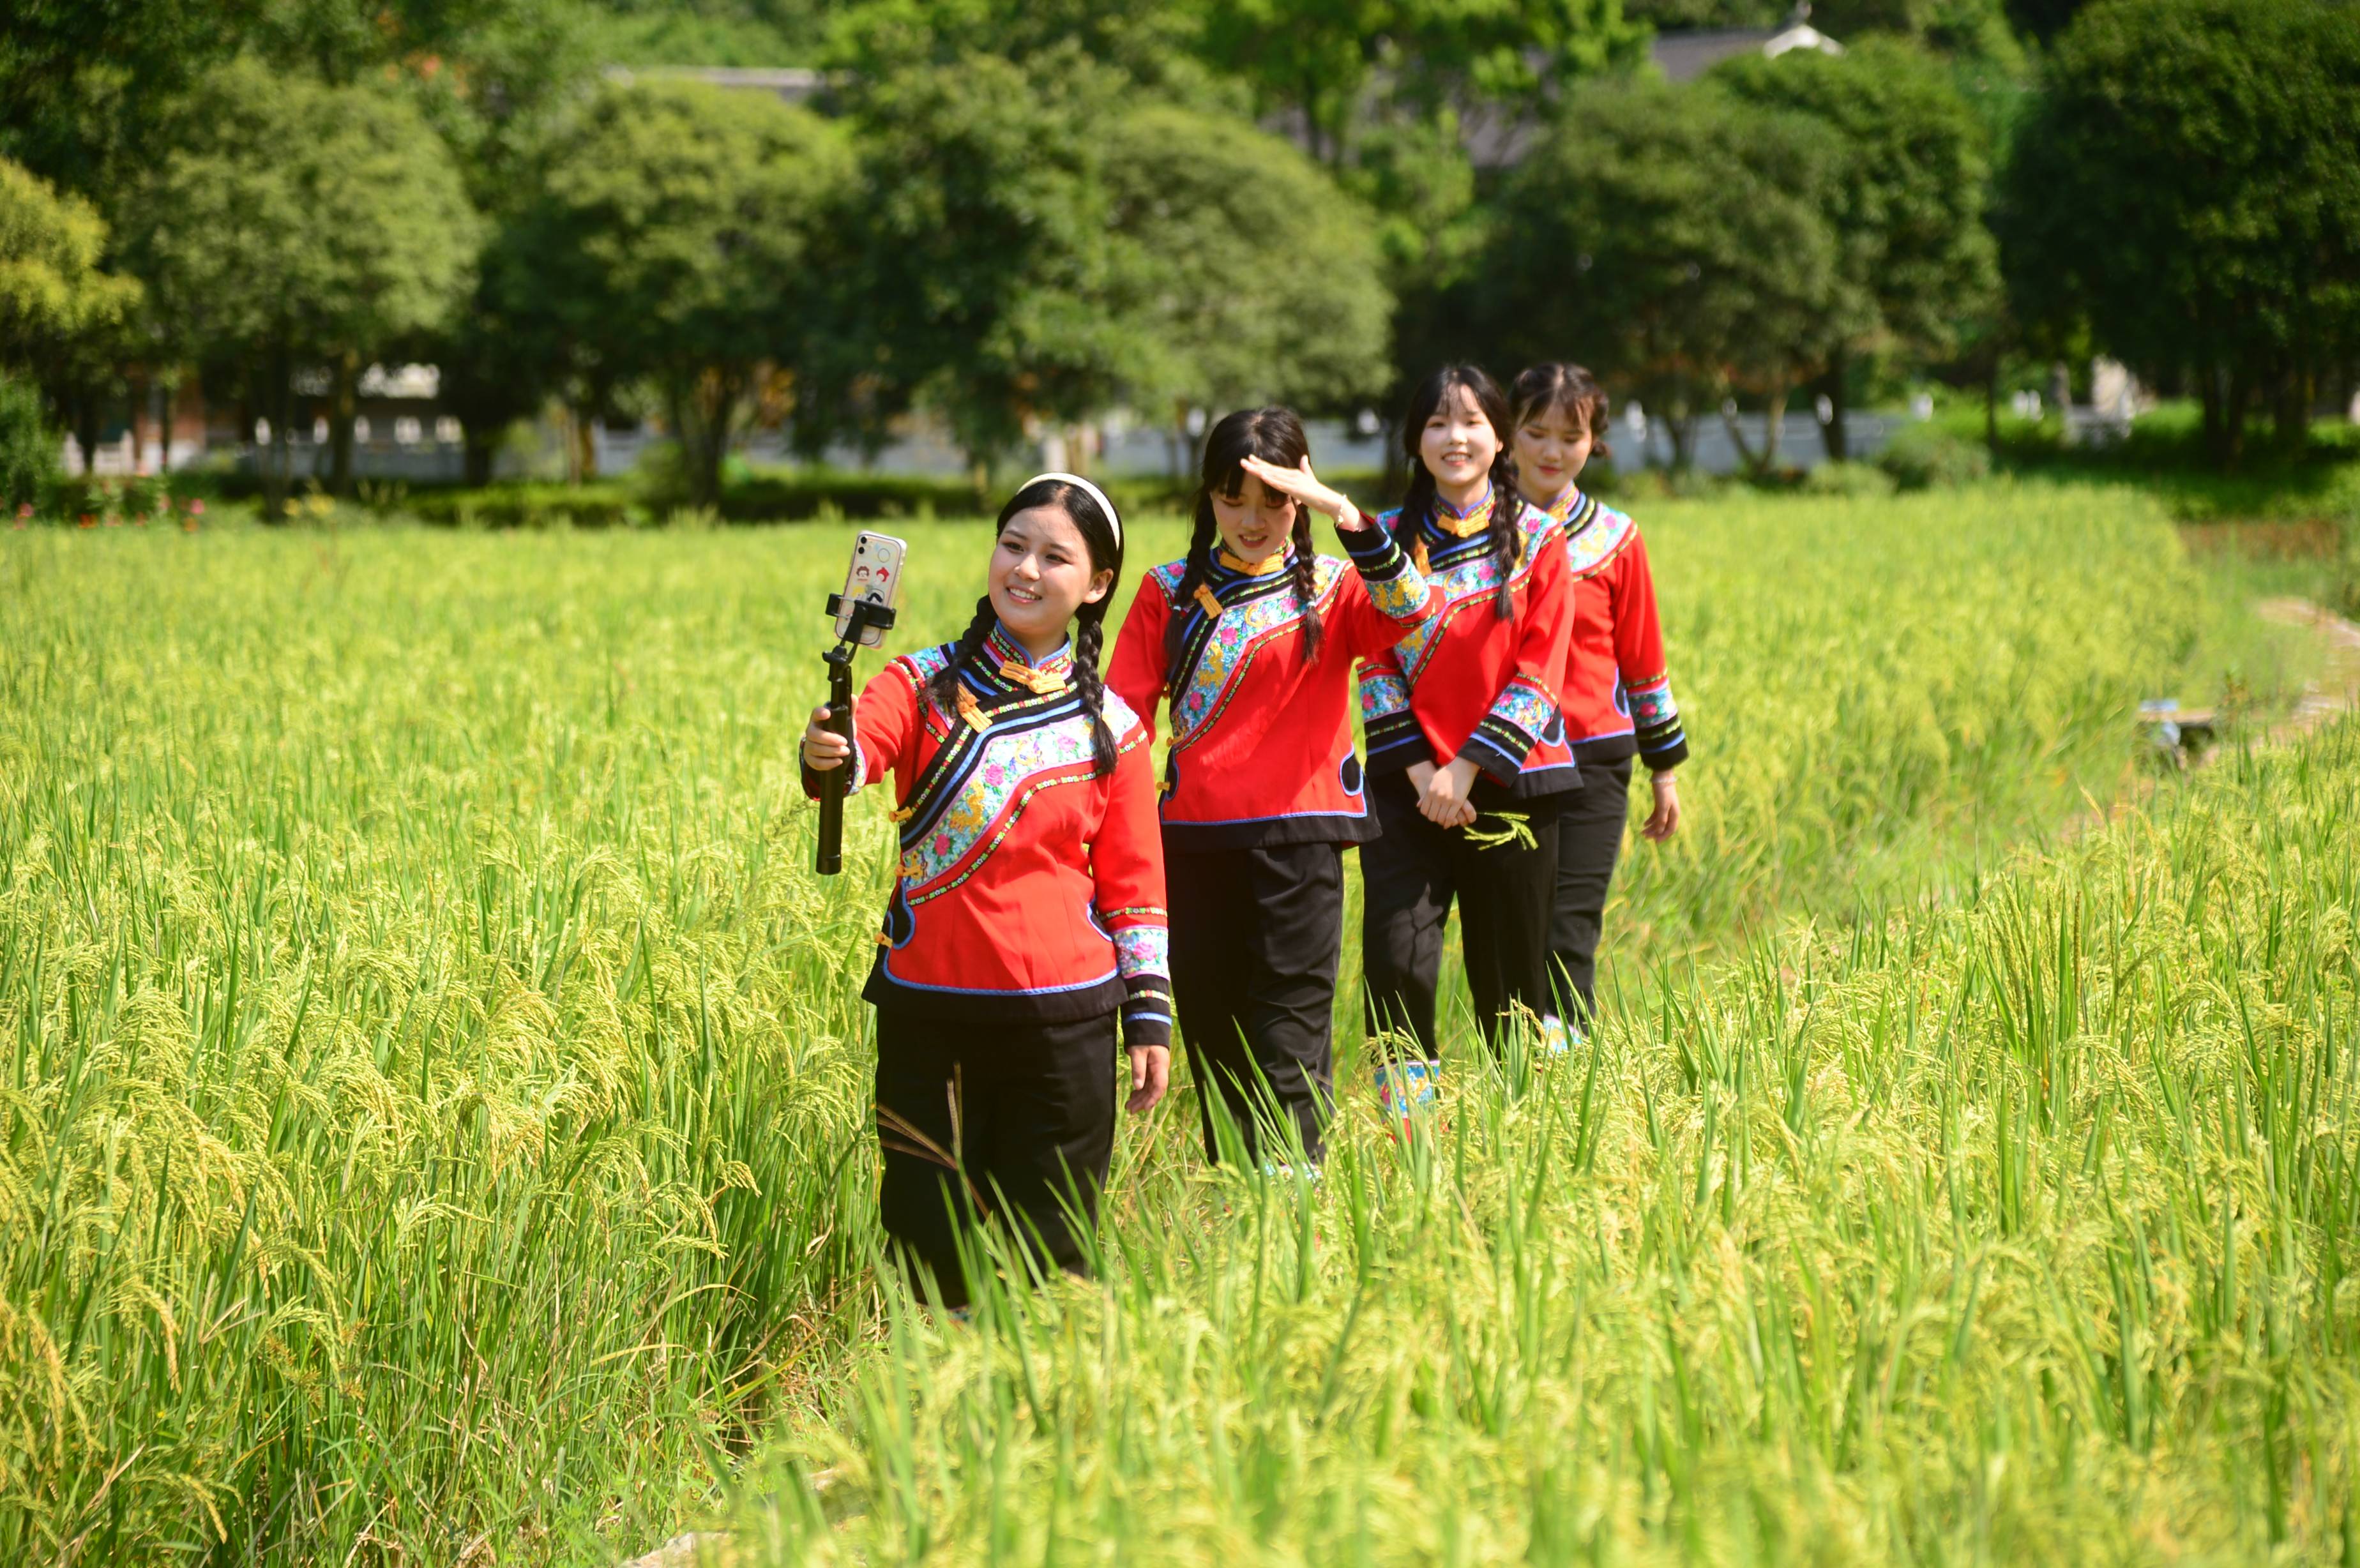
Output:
[{"xmin": 2253, "ymin": 596, "xmax": 2360, "ymax": 742}]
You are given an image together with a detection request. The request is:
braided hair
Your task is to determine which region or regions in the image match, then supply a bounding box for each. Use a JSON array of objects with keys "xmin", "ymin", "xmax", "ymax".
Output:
[
  {"xmin": 1165, "ymin": 407, "xmax": 1322, "ymax": 679},
  {"xmin": 1394, "ymin": 365, "xmax": 1522, "ymax": 621},
  {"xmin": 1508, "ymin": 361, "xmax": 1614, "ymax": 467},
  {"xmin": 924, "ymin": 476, "xmax": 1124, "ymax": 778}
]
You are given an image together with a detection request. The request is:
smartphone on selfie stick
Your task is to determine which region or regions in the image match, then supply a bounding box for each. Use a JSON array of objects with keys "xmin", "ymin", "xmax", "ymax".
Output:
[{"xmin": 816, "ymin": 531, "xmax": 907, "ymax": 875}]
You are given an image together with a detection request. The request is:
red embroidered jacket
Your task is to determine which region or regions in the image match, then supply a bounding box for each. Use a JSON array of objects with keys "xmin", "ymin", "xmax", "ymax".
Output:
[
  {"xmin": 1547, "ymin": 488, "xmax": 1689, "ymax": 772},
  {"xmin": 1358, "ymin": 490, "xmax": 1579, "ymax": 803},
  {"xmin": 802, "ymin": 623, "xmax": 1173, "ymax": 1046},
  {"xmin": 1107, "ymin": 524, "xmax": 1432, "ymax": 851}
]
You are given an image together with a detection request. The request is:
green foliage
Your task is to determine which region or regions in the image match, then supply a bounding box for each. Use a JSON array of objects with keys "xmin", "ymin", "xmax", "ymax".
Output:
[
  {"xmin": 1196, "ymin": 0, "xmax": 1647, "ymax": 168},
  {"xmin": 1101, "ymin": 103, "xmax": 1391, "ymax": 420},
  {"xmin": 1798, "ymin": 457, "xmax": 1897, "ymax": 497},
  {"xmin": 123, "ymin": 57, "xmax": 478, "ymax": 516},
  {"xmin": 0, "ymin": 372, "xmax": 52, "ymax": 507},
  {"xmin": 2002, "ymin": 0, "xmax": 2360, "ymax": 464},
  {"xmin": 0, "ymin": 155, "xmax": 138, "ymax": 367},
  {"xmin": 1713, "ymin": 36, "xmax": 1999, "ymax": 457},
  {"xmin": 1486, "ymin": 80, "xmax": 1853, "ymax": 469},
  {"xmin": 501, "ymin": 79, "xmax": 852, "ymax": 508},
  {"xmin": 826, "ymin": 49, "xmax": 1154, "ymax": 469},
  {"xmin": 1874, "ymin": 421, "xmax": 1994, "ymax": 488}
]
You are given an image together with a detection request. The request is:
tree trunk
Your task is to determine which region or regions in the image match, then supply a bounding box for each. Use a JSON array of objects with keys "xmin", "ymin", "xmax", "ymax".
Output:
[
  {"xmin": 1668, "ymin": 409, "xmax": 1697, "ymax": 472},
  {"xmin": 462, "ymin": 428, "xmax": 497, "ymax": 488},
  {"xmin": 2198, "ymin": 365, "xmax": 2223, "ymax": 460},
  {"xmin": 690, "ymin": 377, "xmax": 732, "ymax": 513},
  {"xmin": 2273, "ymin": 365, "xmax": 2310, "ymax": 454},
  {"xmin": 1720, "ymin": 398, "xmax": 1762, "ymax": 474},
  {"xmin": 571, "ymin": 405, "xmax": 598, "ymax": 483},
  {"xmin": 257, "ymin": 346, "xmax": 291, "ymax": 522},
  {"xmin": 73, "ymin": 396, "xmax": 100, "ymax": 478},
  {"xmin": 1985, "ymin": 356, "xmax": 2001, "ymax": 451},
  {"xmin": 1817, "ymin": 355, "xmax": 1850, "ymax": 462},
  {"xmin": 328, "ymin": 350, "xmax": 359, "ymax": 497}
]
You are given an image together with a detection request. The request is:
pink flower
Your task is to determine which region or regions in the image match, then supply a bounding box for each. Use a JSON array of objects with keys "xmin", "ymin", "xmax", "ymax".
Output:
[{"xmin": 189, "ymin": 499, "xmax": 206, "ymax": 516}]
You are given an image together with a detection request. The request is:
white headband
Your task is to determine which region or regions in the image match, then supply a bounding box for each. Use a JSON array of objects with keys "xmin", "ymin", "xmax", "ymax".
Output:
[{"xmin": 1021, "ymin": 471, "xmax": 1122, "ymax": 550}]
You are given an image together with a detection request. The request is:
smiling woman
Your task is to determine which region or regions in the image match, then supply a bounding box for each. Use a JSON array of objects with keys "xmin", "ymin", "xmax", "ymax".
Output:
[{"xmin": 798, "ymin": 474, "xmax": 1172, "ymax": 1309}]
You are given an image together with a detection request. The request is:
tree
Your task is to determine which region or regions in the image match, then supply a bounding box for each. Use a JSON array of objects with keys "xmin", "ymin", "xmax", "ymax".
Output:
[
  {"xmin": 1100, "ymin": 104, "xmax": 1391, "ymax": 445},
  {"xmin": 125, "ymin": 59, "xmax": 478, "ymax": 516},
  {"xmin": 1194, "ymin": 0, "xmax": 1645, "ymax": 171},
  {"xmin": 2001, "ymin": 0, "xmax": 2360, "ymax": 462},
  {"xmin": 822, "ymin": 49, "xmax": 1158, "ymax": 476},
  {"xmin": 504, "ymin": 80, "xmax": 850, "ymax": 508},
  {"xmin": 1714, "ymin": 36, "xmax": 1999, "ymax": 458},
  {"xmin": 0, "ymin": 155, "xmax": 141, "ymax": 476},
  {"xmin": 1483, "ymin": 81, "xmax": 1851, "ymax": 471}
]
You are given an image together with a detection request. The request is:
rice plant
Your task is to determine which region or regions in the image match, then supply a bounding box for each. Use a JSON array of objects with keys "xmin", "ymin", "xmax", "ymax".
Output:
[
  {"xmin": 0, "ymin": 485, "xmax": 2296, "ymax": 1562},
  {"xmin": 741, "ymin": 720, "xmax": 2360, "ymax": 1566}
]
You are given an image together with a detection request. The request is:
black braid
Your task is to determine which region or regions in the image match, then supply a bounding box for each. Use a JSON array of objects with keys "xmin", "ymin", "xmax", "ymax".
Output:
[
  {"xmin": 1071, "ymin": 610, "xmax": 1116, "ymax": 778},
  {"xmin": 1287, "ymin": 510, "xmax": 1324, "ymax": 658},
  {"xmin": 1391, "ymin": 463, "xmax": 1435, "ymax": 556},
  {"xmin": 1482, "ymin": 444, "xmax": 1522, "ymax": 621},
  {"xmin": 923, "ymin": 594, "xmax": 998, "ymax": 721},
  {"xmin": 1162, "ymin": 501, "xmax": 1220, "ymax": 675}
]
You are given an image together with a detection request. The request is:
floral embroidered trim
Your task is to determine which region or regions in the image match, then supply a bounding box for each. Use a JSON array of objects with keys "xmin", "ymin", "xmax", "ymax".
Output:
[
  {"xmin": 1169, "ymin": 557, "xmax": 1347, "ymax": 743},
  {"xmin": 1114, "ymin": 924, "xmax": 1170, "ymax": 982}
]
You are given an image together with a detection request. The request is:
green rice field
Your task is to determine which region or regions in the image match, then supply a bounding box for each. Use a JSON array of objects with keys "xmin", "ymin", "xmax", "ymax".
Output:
[{"xmin": 1, "ymin": 483, "xmax": 2351, "ymax": 1563}]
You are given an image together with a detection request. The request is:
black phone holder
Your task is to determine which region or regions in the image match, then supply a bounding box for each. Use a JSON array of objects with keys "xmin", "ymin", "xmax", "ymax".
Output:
[{"xmin": 815, "ymin": 593, "xmax": 899, "ymax": 877}]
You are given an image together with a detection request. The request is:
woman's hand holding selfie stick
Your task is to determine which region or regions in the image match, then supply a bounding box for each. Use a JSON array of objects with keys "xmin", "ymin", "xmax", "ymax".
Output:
[{"xmin": 811, "ymin": 589, "xmax": 897, "ymax": 876}]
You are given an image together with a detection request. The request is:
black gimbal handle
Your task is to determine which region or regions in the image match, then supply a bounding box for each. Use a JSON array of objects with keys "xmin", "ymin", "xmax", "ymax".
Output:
[{"xmin": 815, "ymin": 594, "xmax": 898, "ymax": 877}]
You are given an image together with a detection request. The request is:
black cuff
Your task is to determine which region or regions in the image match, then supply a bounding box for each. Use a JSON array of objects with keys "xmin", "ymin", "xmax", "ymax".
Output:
[{"xmin": 1458, "ymin": 723, "xmax": 1533, "ymax": 787}]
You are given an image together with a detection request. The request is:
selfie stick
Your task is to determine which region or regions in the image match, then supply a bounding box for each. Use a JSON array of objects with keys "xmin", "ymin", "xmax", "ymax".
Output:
[{"xmin": 815, "ymin": 592, "xmax": 897, "ymax": 877}]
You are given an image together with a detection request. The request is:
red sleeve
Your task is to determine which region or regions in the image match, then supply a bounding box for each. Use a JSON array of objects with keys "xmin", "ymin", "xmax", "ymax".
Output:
[
  {"xmin": 1456, "ymin": 529, "xmax": 1574, "ymax": 783},
  {"xmin": 1612, "ymin": 531, "xmax": 1690, "ymax": 770},
  {"xmin": 1327, "ymin": 522, "xmax": 1434, "ymax": 660},
  {"xmin": 799, "ymin": 658, "xmax": 921, "ymax": 801},
  {"xmin": 1105, "ymin": 575, "xmax": 1170, "ymax": 744},
  {"xmin": 1611, "ymin": 532, "xmax": 1668, "ymax": 687},
  {"xmin": 1091, "ymin": 710, "xmax": 1172, "ymax": 1048}
]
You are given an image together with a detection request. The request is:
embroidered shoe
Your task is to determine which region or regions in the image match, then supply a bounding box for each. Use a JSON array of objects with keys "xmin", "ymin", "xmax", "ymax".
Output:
[{"xmin": 1375, "ymin": 1059, "xmax": 1439, "ymax": 1138}]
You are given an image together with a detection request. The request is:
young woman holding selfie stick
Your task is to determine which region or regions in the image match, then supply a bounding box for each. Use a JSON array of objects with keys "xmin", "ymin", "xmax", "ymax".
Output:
[
  {"xmin": 1107, "ymin": 407, "xmax": 1431, "ymax": 1170},
  {"xmin": 1508, "ymin": 363, "xmax": 1688, "ymax": 1041},
  {"xmin": 801, "ymin": 474, "xmax": 1170, "ymax": 1309},
  {"xmin": 1358, "ymin": 365, "xmax": 1577, "ymax": 1124}
]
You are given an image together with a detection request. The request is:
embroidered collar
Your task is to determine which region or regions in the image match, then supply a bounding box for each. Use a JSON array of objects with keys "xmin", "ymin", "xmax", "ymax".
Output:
[
  {"xmin": 1547, "ymin": 486, "xmax": 1600, "ymax": 537},
  {"xmin": 983, "ymin": 622, "xmax": 1073, "ymax": 687},
  {"xmin": 1426, "ymin": 485, "xmax": 1495, "ymax": 540},
  {"xmin": 1215, "ymin": 543, "xmax": 1290, "ymax": 577}
]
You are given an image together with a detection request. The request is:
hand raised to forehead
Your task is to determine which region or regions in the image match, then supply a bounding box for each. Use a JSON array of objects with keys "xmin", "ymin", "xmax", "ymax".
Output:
[{"xmin": 1238, "ymin": 455, "xmax": 1364, "ymax": 530}]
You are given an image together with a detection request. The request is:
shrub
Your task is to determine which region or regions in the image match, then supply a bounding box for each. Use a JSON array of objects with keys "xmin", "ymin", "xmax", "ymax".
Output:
[
  {"xmin": 1876, "ymin": 424, "xmax": 1992, "ymax": 490},
  {"xmin": 0, "ymin": 375, "xmax": 55, "ymax": 509},
  {"xmin": 1801, "ymin": 460, "xmax": 1896, "ymax": 498}
]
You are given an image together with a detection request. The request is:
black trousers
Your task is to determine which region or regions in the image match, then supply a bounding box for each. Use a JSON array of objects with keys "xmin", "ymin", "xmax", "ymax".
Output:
[
  {"xmin": 1548, "ymin": 757, "xmax": 1633, "ymax": 1024},
  {"xmin": 872, "ymin": 1007, "xmax": 1118, "ymax": 1309},
  {"xmin": 1167, "ymin": 841, "xmax": 1344, "ymax": 1165},
  {"xmin": 1361, "ymin": 779, "xmax": 1562, "ymax": 1061}
]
